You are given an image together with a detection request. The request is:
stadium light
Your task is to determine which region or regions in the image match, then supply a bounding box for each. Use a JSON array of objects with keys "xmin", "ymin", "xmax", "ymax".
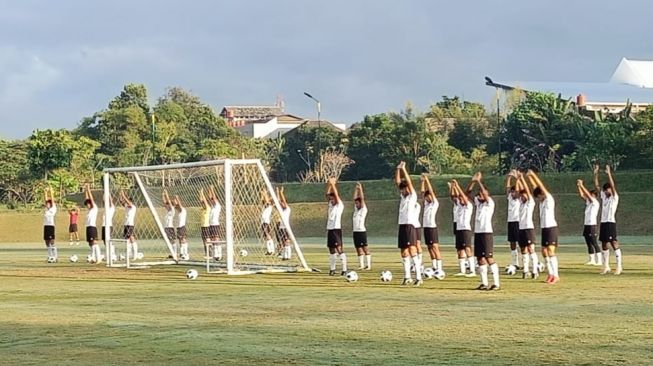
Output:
[{"xmin": 303, "ymin": 92, "xmax": 322, "ymax": 156}]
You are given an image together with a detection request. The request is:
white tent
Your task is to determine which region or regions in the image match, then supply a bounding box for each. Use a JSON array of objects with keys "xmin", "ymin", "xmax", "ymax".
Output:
[{"xmin": 609, "ymin": 57, "xmax": 653, "ymax": 88}]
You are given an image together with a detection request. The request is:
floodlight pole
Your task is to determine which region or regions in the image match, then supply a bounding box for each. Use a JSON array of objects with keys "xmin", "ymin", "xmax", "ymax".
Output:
[{"xmin": 303, "ymin": 92, "xmax": 322, "ymax": 158}]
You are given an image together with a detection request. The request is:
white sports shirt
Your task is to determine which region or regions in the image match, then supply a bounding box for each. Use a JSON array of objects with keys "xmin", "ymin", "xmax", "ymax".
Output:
[
  {"xmin": 600, "ymin": 191, "xmax": 619, "ymax": 223},
  {"xmin": 398, "ymin": 191, "xmax": 417, "ymax": 225},
  {"xmin": 507, "ymin": 195, "xmax": 520, "ymax": 222},
  {"xmin": 177, "ymin": 207, "xmax": 187, "ymax": 228},
  {"xmin": 327, "ymin": 200, "xmax": 344, "ymax": 230},
  {"xmin": 456, "ymin": 200, "xmax": 474, "ymax": 231},
  {"xmin": 86, "ymin": 206, "xmax": 98, "ymax": 227},
  {"xmin": 209, "ymin": 202, "xmax": 221, "ymax": 226},
  {"xmin": 423, "ymin": 198, "xmax": 439, "ymax": 228},
  {"xmin": 43, "ymin": 204, "xmax": 57, "ymax": 226},
  {"xmin": 124, "ymin": 205, "xmax": 136, "ymax": 226},
  {"xmin": 164, "ymin": 207, "xmax": 175, "ymax": 228},
  {"xmin": 412, "ymin": 202, "xmax": 422, "ymax": 229},
  {"xmin": 279, "ymin": 206, "xmax": 291, "ymax": 229},
  {"xmin": 584, "ymin": 197, "xmax": 600, "ymax": 226},
  {"xmin": 261, "ymin": 205, "xmax": 273, "ymax": 225},
  {"xmin": 353, "ymin": 205, "xmax": 368, "ymax": 232},
  {"xmin": 452, "ymin": 199, "xmax": 458, "ymax": 223},
  {"xmin": 102, "ymin": 205, "xmax": 115, "ymax": 227},
  {"xmin": 539, "ymin": 193, "xmax": 558, "ymax": 229},
  {"xmin": 474, "ymin": 197, "xmax": 495, "ymax": 233},
  {"xmin": 519, "ymin": 197, "xmax": 535, "ymax": 230}
]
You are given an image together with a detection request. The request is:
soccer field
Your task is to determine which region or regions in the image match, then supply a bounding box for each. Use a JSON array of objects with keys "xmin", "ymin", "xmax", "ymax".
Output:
[{"xmin": 1, "ymin": 238, "xmax": 652, "ymax": 365}]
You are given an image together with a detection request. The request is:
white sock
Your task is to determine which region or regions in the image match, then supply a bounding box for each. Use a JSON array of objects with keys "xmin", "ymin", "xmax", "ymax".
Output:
[
  {"xmin": 511, "ymin": 249, "xmax": 519, "ymax": 266},
  {"xmin": 467, "ymin": 257, "xmax": 476, "ymax": 274},
  {"xmin": 615, "ymin": 248, "xmax": 622, "ymax": 268},
  {"xmin": 545, "ymin": 256, "xmax": 552, "ymax": 275},
  {"xmin": 285, "ymin": 246, "xmax": 292, "ymax": 259},
  {"xmin": 431, "ymin": 259, "xmax": 437, "ymax": 269},
  {"xmin": 340, "ymin": 253, "xmax": 347, "ymax": 272},
  {"xmin": 458, "ymin": 258, "xmax": 466, "ymax": 273},
  {"xmin": 358, "ymin": 255, "xmax": 365, "ymax": 268},
  {"xmin": 530, "ymin": 253, "xmax": 539, "ymax": 274},
  {"xmin": 436, "ymin": 259, "xmax": 443, "ymax": 271},
  {"xmin": 588, "ymin": 253, "xmax": 595, "ymax": 263},
  {"xmin": 329, "ymin": 254, "xmax": 336, "ymax": 270},
  {"xmin": 417, "ymin": 253, "xmax": 423, "ymax": 264},
  {"xmin": 402, "ymin": 257, "xmax": 411, "ymax": 279},
  {"xmin": 214, "ymin": 244, "xmax": 222, "ymax": 259},
  {"xmin": 479, "ymin": 264, "xmax": 489, "ymax": 286},
  {"xmin": 266, "ymin": 240, "xmax": 274, "ymax": 254},
  {"xmin": 181, "ymin": 243, "xmax": 188, "ymax": 257},
  {"xmin": 490, "ymin": 263, "xmax": 500, "ymax": 287},
  {"xmin": 602, "ymin": 250, "xmax": 610, "ymax": 269},
  {"xmin": 412, "ymin": 255, "xmax": 422, "ymax": 280},
  {"xmin": 132, "ymin": 242, "xmax": 139, "ymax": 259},
  {"xmin": 47, "ymin": 246, "xmax": 53, "ymax": 257},
  {"xmin": 523, "ymin": 253, "xmax": 530, "ymax": 273},
  {"xmin": 595, "ymin": 252, "xmax": 603, "ymax": 265},
  {"xmin": 365, "ymin": 254, "xmax": 372, "ymax": 268},
  {"xmin": 550, "ymin": 256, "xmax": 559, "ymax": 277},
  {"xmin": 52, "ymin": 246, "xmax": 58, "ymax": 259},
  {"xmin": 91, "ymin": 244, "xmax": 99, "ymax": 262}
]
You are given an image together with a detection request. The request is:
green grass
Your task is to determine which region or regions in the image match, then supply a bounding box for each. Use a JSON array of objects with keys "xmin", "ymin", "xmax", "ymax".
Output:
[{"xmin": 1, "ymin": 238, "xmax": 652, "ymax": 365}]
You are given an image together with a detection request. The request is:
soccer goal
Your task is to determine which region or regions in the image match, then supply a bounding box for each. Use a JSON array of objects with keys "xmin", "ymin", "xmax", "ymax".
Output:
[{"xmin": 101, "ymin": 159, "xmax": 310, "ymax": 275}]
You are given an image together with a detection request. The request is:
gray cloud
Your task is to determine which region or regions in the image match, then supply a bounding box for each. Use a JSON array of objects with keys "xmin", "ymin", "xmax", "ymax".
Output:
[{"xmin": 1, "ymin": 0, "xmax": 652, "ymax": 139}]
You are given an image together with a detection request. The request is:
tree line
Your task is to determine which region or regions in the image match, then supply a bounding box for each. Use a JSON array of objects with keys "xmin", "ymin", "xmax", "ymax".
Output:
[{"xmin": 2, "ymin": 84, "xmax": 653, "ymax": 207}]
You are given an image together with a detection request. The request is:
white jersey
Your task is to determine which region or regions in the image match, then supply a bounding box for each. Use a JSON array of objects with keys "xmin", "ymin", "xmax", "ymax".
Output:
[
  {"xmin": 164, "ymin": 207, "xmax": 175, "ymax": 228},
  {"xmin": 209, "ymin": 202, "xmax": 221, "ymax": 226},
  {"xmin": 452, "ymin": 200, "xmax": 458, "ymax": 223},
  {"xmin": 398, "ymin": 191, "xmax": 418, "ymax": 225},
  {"xmin": 474, "ymin": 197, "xmax": 495, "ymax": 233},
  {"xmin": 261, "ymin": 205, "xmax": 273, "ymax": 225},
  {"xmin": 539, "ymin": 193, "xmax": 557, "ymax": 229},
  {"xmin": 43, "ymin": 204, "xmax": 57, "ymax": 226},
  {"xmin": 279, "ymin": 206, "xmax": 291, "ymax": 229},
  {"xmin": 327, "ymin": 200, "xmax": 344, "ymax": 230},
  {"xmin": 177, "ymin": 207, "xmax": 187, "ymax": 228},
  {"xmin": 86, "ymin": 206, "xmax": 98, "ymax": 227},
  {"xmin": 584, "ymin": 197, "xmax": 600, "ymax": 226},
  {"xmin": 353, "ymin": 205, "xmax": 368, "ymax": 232},
  {"xmin": 600, "ymin": 191, "xmax": 619, "ymax": 223},
  {"xmin": 519, "ymin": 197, "xmax": 535, "ymax": 230},
  {"xmin": 423, "ymin": 199, "xmax": 439, "ymax": 228},
  {"xmin": 507, "ymin": 195, "xmax": 520, "ymax": 222},
  {"xmin": 412, "ymin": 203, "xmax": 421, "ymax": 229},
  {"xmin": 456, "ymin": 201, "xmax": 474, "ymax": 231},
  {"xmin": 124, "ymin": 205, "xmax": 136, "ymax": 226},
  {"xmin": 102, "ymin": 205, "xmax": 115, "ymax": 227}
]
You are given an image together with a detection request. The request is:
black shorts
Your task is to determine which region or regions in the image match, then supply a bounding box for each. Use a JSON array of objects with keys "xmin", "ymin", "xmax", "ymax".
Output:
[
  {"xmin": 279, "ymin": 228, "xmax": 290, "ymax": 243},
  {"xmin": 507, "ymin": 221, "xmax": 519, "ymax": 243},
  {"xmin": 86, "ymin": 226, "xmax": 98, "ymax": 242},
  {"xmin": 209, "ymin": 225, "xmax": 220, "ymax": 238},
  {"xmin": 599, "ymin": 222, "xmax": 618, "ymax": 242},
  {"xmin": 583, "ymin": 225, "xmax": 597, "ymax": 244},
  {"xmin": 261, "ymin": 223, "xmax": 271, "ymax": 238},
  {"xmin": 453, "ymin": 222, "xmax": 457, "ymax": 233},
  {"xmin": 424, "ymin": 227, "xmax": 439, "ymax": 246},
  {"xmin": 415, "ymin": 227, "xmax": 422, "ymax": 242},
  {"xmin": 123, "ymin": 225, "xmax": 135, "ymax": 239},
  {"xmin": 518, "ymin": 229, "xmax": 536, "ymax": 248},
  {"xmin": 43, "ymin": 225, "xmax": 55, "ymax": 241},
  {"xmin": 455, "ymin": 230, "xmax": 472, "ymax": 250},
  {"xmin": 474, "ymin": 233, "xmax": 494, "ymax": 258},
  {"xmin": 69, "ymin": 223, "xmax": 78, "ymax": 233},
  {"xmin": 397, "ymin": 224, "xmax": 416, "ymax": 249},
  {"xmin": 353, "ymin": 231, "xmax": 368, "ymax": 248},
  {"xmin": 201, "ymin": 227, "xmax": 211, "ymax": 241},
  {"xmin": 327, "ymin": 229, "xmax": 343, "ymax": 248},
  {"xmin": 165, "ymin": 227, "xmax": 176, "ymax": 241},
  {"xmin": 542, "ymin": 227, "xmax": 559, "ymax": 247},
  {"xmin": 177, "ymin": 226, "xmax": 187, "ymax": 240},
  {"xmin": 101, "ymin": 226, "xmax": 112, "ymax": 242}
]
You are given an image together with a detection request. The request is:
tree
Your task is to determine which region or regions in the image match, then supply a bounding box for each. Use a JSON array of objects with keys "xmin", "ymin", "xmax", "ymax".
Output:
[
  {"xmin": 346, "ymin": 114, "xmax": 399, "ymax": 180},
  {"xmin": 27, "ymin": 129, "xmax": 79, "ymax": 179},
  {"xmin": 0, "ymin": 139, "xmax": 36, "ymax": 206}
]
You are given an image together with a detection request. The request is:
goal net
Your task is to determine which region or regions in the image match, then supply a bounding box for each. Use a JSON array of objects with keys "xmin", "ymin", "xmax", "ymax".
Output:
[{"xmin": 101, "ymin": 159, "xmax": 309, "ymax": 275}]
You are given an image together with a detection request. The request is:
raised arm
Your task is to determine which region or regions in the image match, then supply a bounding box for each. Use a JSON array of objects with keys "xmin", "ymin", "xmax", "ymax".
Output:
[
  {"xmin": 354, "ymin": 183, "xmax": 365, "ymax": 205},
  {"xmin": 466, "ymin": 172, "xmax": 481, "ymax": 195},
  {"xmin": 474, "ymin": 173, "xmax": 490, "ymax": 202},
  {"xmin": 505, "ymin": 173, "xmax": 514, "ymax": 196},
  {"xmin": 326, "ymin": 178, "xmax": 341, "ymax": 203},
  {"xmin": 208, "ymin": 185, "xmax": 218, "ymax": 204},
  {"xmin": 199, "ymin": 188, "xmax": 210, "ymax": 209},
  {"xmin": 517, "ymin": 173, "xmax": 532, "ymax": 199},
  {"xmin": 395, "ymin": 161, "xmax": 415, "ymax": 194},
  {"xmin": 577, "ymin": 179, "xmax": 591, "ymax": 201},
  {"xmin": 85, "ymin": 184, "xmax": 95, "ymax": 208},
  {"xmin": 49, "ymin": 186, "xmax": 56, "ymax": 204},
  {"xmin": 452, "ymin": 180, "xmax": 469, "ymax": 206},
  {"xmin": 526, "ymin": 170, "xmax": 550, "ymax": 196},
  {"xmin": 163, "ymin": 189, "xmax": 171, "ymax": 206},
  {"xmin": 261, "ymin": 190, "xmax": 271, "ymax": 205},
  {"xmin": 593, "ymin": 164, "xmax": 601, "ymax": 193},
  {"xmin": 606, "ymin": 165, "xmax": 617, "ymax": 195},
  {"xmin": 279, "ymin": 186, "xmax": 288, "ymax": 206},
  {"xmin": 174, "ymin": 195, "xmax": 183, "ymax": 208},
  {"xmin": 423, "ymin": 174, "xmax": 436, "ymax": 197}
]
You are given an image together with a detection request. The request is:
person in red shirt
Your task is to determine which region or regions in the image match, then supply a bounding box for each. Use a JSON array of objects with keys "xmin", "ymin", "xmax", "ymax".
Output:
[{"xmin": 68, "ymin": 206, "xmax": 80, "ymax": 245}]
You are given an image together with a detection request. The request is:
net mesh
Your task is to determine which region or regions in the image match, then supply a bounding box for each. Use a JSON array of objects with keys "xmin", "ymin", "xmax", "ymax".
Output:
[{"xmin": 104, "ymin": 160, "xmax": 307, "ymax": 274}]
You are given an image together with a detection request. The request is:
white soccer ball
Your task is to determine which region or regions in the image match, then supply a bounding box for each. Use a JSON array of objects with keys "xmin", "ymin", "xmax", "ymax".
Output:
[
  {"xmin": 181, "ymin": 254, "xmax": 190, "ymax": 261},
  {"xmin": 505, "ymin": 265, "xmax": 517, "ymax": 276},
  {"xmin": 239, "ymin": 249, "xmax": 248, "ymax": 257},
  {"xmin": 434, "ymin": 269, "xmax": 446, "ymax": 280},
  {"xmin": 186, "ymin": 269, "xmax": 199, "ymax": 280},
  {"xmin": 47, "ymin": 256, "xmax": 55, "ymax": 263},
  {"xmin": 380, "ymin": 270, "xmax": 393, "ymax": 282},
  {"xmin": 136, "ymin": 252, "xmax": 144, "ymax": 260},
  {"xmin": 423, "ymin": 267, "xmax": 436, "ymax": 279},
  {"xmin": 538, "ymin": 262, "xmax": 545, "ymax": 273},
  {"xmin": 86, "ymin": 255, "xmax": 93, "ymax": 263},
  {"xmin": 345, "ymin": 270, "xmax": 359, "ymax": 282},
  {"xmin": 69, "ymin": 255, "xmax": 79, "ymax": 263}
]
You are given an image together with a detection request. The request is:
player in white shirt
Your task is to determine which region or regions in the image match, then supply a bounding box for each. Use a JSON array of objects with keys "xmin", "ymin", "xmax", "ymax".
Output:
[
  {"xmin": 174, "ymin": 195, "xmax": 189, "ymax": 260},
  {"xmin": 261, "ymin": 190, "xmax": 275, "ymax": 255},
  {"xmin": 101, "ymin": 192, "xmax": 116, "ymax": 261},
  {"xmin": 119, "ymin": 190, "xmax": 139, "ymax": 261},
  {"xmin": 276, "ymin": 186, "xmax": 292, "ymax": 260},
  {"xmin": 527, "ymin": 170, "xmax": 560, "ymax": 284},
  {"xmin": 450, "ymin": 179, "xmax": 476, "ymax": 277},
  {"xmin": 594, "ymin": 165, "xmax": 622, "ymax": 275},
  {"xmin": 199, "ymin": 188, "xmax": 212, "ymax": 257},
  {"xmin": 162, "ymin": 190, "xmax": 177, "ymax": 258},
  {"xmin": 208, "ymin": 185, "xmax": 223, "ymax": 261},
  {"xmin": 467, "ymin": 173, "xmax": 500, "ymax": 290},
  {"xmin": 325, "ymin": 178, "xmax": 347, "ymax": 276},
  {"xmin": 42, "ymin": 186, "xmax": 58, "ymax": 262},
  {"xmin": 83, "ymin": 184, "xmax": 102, "ymax": 264},
  {"xmin": 394, "ymin": 161, "xmax": 423, "ymax": 286},
  {"xmin": 420, "ymin": 174, "xmax": 443, "ymax": 272},
  {"xmin": 505, "ymin": 173, "xmax": 522, "ymax": 269},
  {"xmin": 513, "ymin": 171, "xmax": 541, "ymax": 279},
  {"xmin": 412, "ymin": 201, "xmax": 423, "ymax": 269},
  {"xmin": 576, "ymin": 179, "xmax": 602, "ymax": 266},
  {"xmin": 352, "ymin": 183, "xmax": 371, "ymax": 270}
]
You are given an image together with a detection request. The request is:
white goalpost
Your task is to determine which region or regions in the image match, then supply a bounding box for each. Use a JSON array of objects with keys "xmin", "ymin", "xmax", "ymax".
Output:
[{"xmin": 102, "ymin": 159, "xmax": 310, "ymax": 275}]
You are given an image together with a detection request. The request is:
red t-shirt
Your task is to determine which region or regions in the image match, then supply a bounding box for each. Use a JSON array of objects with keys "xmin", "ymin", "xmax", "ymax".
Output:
[{"xmin": 69, "ymin": 211, "xmax": 79, "ymax": 225}]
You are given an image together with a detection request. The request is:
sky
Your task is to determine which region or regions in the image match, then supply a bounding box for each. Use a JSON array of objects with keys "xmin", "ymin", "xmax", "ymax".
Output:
[{"xmin": 1, "ymin": 0, "xmax": 652, "ymax": 139}]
